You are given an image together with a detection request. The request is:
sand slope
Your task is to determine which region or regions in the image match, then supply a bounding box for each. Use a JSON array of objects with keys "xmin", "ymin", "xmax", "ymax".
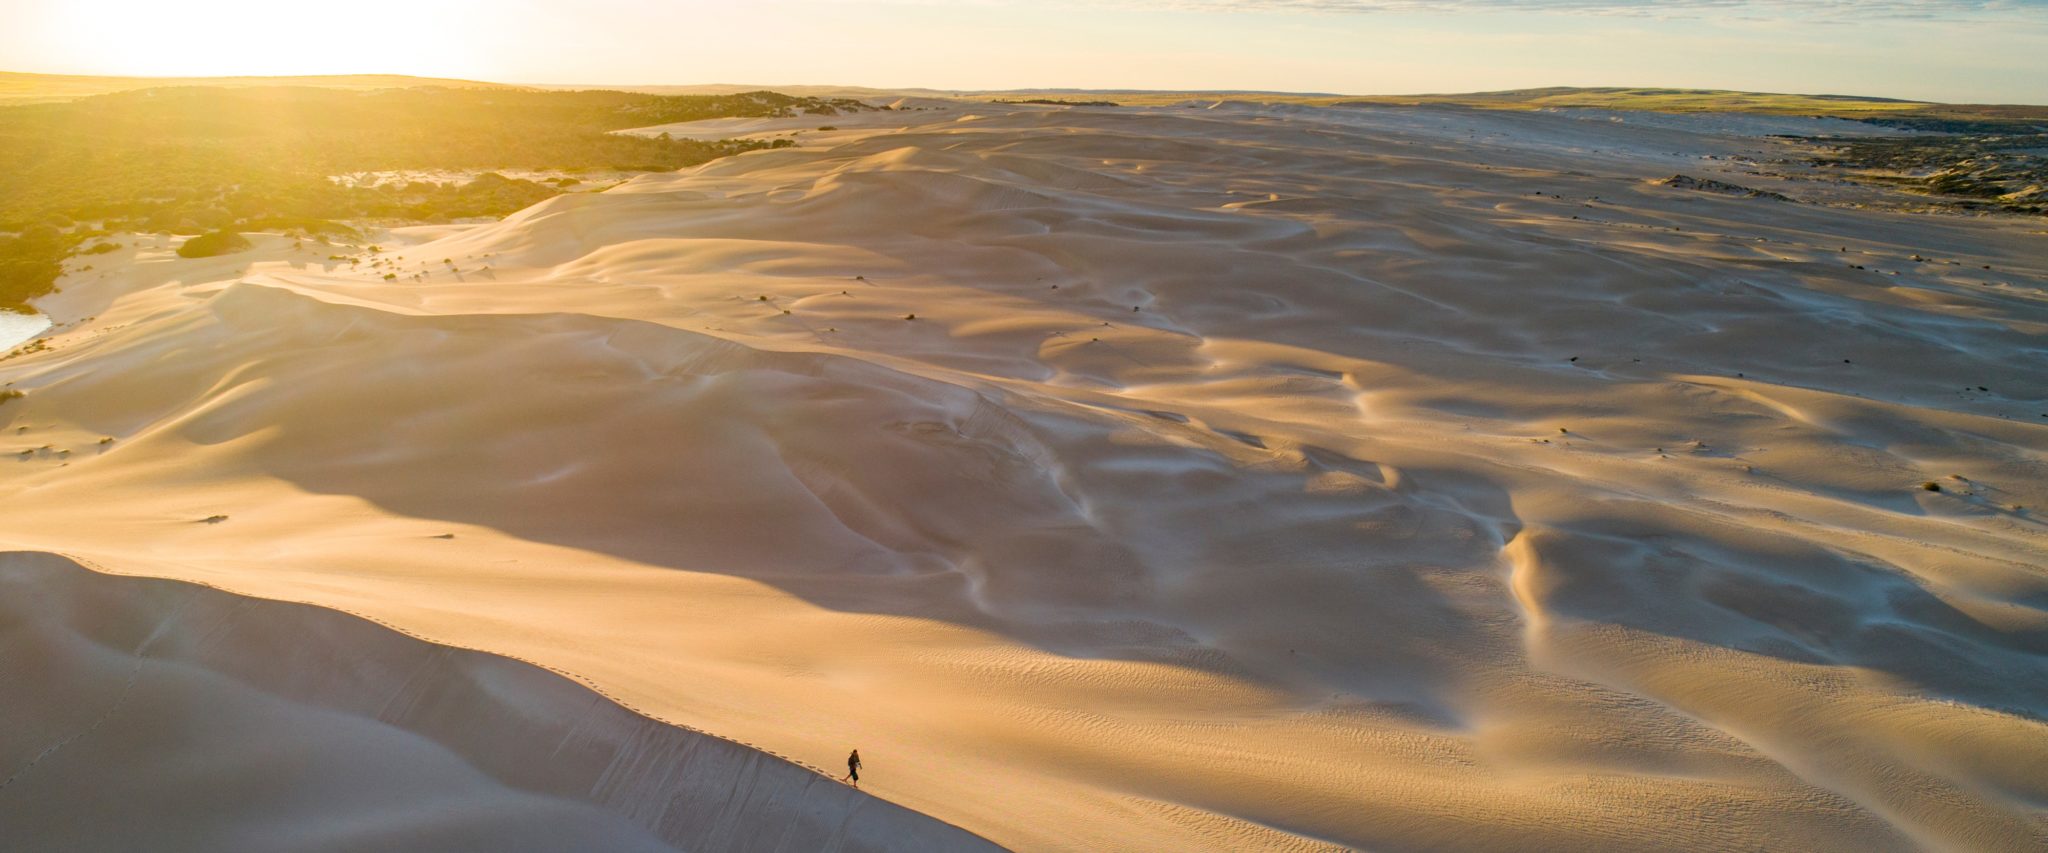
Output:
[
  {"xmin": 3, "ymin": 101, "xmax": 2046, "ymax": 850},
  {"xmin": 0, "ymin": 552, "xmax": 995, "ymax": 852}
]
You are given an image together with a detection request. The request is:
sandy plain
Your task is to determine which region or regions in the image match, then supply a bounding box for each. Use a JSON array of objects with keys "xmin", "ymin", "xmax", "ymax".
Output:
[{"xmin": 3, "ymin": 99, "xmax": 2045, "ymax": 851}]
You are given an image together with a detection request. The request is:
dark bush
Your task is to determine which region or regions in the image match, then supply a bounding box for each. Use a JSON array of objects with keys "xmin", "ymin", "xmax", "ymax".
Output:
[{"xmin": 176, "ymin": 230, "xmax": 253, "ymax": 258}]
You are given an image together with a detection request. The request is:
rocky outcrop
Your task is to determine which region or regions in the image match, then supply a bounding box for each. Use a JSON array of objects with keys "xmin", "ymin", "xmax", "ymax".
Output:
[{"xmin": 1656, "ymin": 174, "xmax": 1795, "ymax": 201}]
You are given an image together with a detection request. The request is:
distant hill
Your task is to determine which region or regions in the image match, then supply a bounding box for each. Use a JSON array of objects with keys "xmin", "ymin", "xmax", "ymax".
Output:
[
  {"xmin": 979, "ymin": 85, "xmax": 2042, "ymax": 123},
  {"xmin": 999, "ymin": 85, "xmax": 1941, "ymax": 114},
  {"xmin": 0, "ymin": 72, "xmax": 521, "ymax": 103},
  {"xmin": 1325, "ymin": 87, "xmax": 2048, "ymax": 125},
  {"xmin": 19, "ymin": 75, "xmax": 2036, "ymax": 118},
  {"xmin": 1334, "ymin": 86, "xmax": 1932, "ymax": 114}
]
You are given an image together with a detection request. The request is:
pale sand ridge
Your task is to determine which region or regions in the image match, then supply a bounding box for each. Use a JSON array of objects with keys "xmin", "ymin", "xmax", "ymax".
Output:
[{"xmin": 0, "ymin": 551, "xmax": 996, "ymax": 851}]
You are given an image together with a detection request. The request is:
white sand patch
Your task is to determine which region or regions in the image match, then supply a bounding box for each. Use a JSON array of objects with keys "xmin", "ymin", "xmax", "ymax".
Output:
[{"xmin": 618, "ymin": 102, "xmax": 956, "ymax": 143}]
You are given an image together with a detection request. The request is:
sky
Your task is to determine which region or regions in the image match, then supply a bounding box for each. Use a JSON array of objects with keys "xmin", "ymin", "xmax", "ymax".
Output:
[{"xmin": 2, "ymin": 0, "xmax": 2044, "ymax": 103}]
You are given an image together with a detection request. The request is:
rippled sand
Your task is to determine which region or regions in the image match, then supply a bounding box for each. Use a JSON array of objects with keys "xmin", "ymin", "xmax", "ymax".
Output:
[{"xmin": 3, "ymin": 100, "xmax": 2044, "ymax": 851}]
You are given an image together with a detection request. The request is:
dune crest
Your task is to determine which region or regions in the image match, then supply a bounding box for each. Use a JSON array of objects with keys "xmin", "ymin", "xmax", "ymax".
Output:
[{"xmin": 0, "ymin": 551, "xmax": 996, "ymax": 852}]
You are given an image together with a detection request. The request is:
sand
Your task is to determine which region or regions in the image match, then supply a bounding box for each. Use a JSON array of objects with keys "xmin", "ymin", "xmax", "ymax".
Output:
[
  {"xmin": 0, "ymin": 552, "xmax": 995, "ymax": 852},
  {"xmin": 2, "ymin": 100, "xmax": 2045, "ymax": 851}
]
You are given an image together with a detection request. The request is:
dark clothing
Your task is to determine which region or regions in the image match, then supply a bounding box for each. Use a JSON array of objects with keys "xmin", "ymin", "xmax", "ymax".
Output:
[{"xmin": 846, "ymin": 753, "xmax": 861, "ymax": 782}]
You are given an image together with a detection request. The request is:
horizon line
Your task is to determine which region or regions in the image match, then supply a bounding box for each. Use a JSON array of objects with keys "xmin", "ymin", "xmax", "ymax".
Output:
[{"xmin": 9, "ymin": 68, "xmax": 2048, "ymax": 108}]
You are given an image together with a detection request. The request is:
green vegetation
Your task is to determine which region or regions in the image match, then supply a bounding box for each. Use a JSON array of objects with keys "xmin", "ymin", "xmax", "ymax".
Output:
[
  {"xmin": 1810, "ymin": 130, "xmax": 2048, "ymax": 215},
  {"xmin": 0, "ymin": 225, "xmax": 79, "ymax": 312},
  {"xmin": 176, "ymin": 230, "xmax": 253, "ymax": 259},
  {"xmin": 0, "ymin": 71, "xmax": 516, "ymax": 104},
  {"xmin": 0, "ymin": 85, "xmax": 869, "ymax": 309}
]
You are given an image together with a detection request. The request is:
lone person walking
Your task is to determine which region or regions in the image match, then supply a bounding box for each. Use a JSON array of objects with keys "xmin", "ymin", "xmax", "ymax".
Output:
[{"xmin": 843, "ymin": 749, "xmax": 862, "ymax": 787}]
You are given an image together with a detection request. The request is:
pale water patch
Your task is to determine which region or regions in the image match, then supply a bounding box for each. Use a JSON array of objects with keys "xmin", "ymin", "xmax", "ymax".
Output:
[{"xmin": 0, "ymin": 312, "xmax": 50, "ymax": 351}]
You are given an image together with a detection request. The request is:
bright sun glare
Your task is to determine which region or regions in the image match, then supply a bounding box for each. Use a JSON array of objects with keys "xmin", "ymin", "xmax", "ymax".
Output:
[{"xmin": 41, "ymin": 0, "xmax": 482, "ymax": 78}]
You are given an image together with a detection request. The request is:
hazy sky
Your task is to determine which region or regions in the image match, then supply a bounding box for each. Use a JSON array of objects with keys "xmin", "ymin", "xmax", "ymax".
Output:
[{"xmin": 3, "ymin": 0, "xmax": 2044, "ymax": 102}]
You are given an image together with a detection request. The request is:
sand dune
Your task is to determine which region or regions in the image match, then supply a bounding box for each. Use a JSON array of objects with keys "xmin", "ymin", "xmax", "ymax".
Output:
[
  {"xmin": 0, "ymin": 552, "xmax": 994, "ymax": 852},
  {"xmin": 3, "ymin": 100, "xmax": 2045, "ymax": 850}
]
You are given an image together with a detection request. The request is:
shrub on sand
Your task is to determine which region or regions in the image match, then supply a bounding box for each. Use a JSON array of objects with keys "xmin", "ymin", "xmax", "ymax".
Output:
[{"xmin": 176, "ymin": 230, "xmax": 253, "ymax": 259}]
